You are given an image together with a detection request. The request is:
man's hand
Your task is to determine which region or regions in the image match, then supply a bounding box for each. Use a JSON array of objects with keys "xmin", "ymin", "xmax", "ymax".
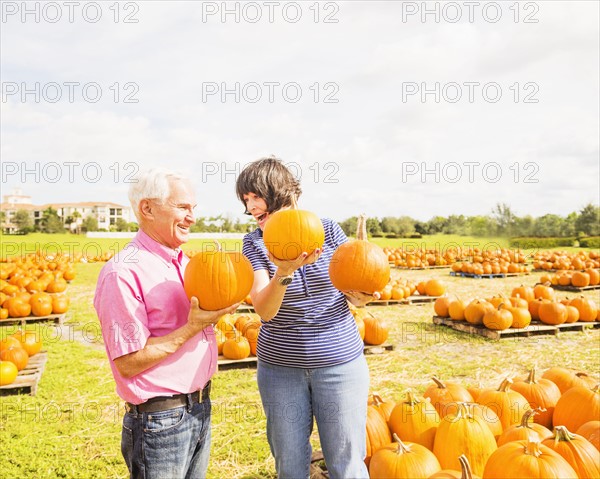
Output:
[
  {"xmin": 187, "ymin": 296, "xmax": 240, "ymax": 334},
  {"xmin": 343, "ymin": 290, "xmax": 381, "ymax": 307}
]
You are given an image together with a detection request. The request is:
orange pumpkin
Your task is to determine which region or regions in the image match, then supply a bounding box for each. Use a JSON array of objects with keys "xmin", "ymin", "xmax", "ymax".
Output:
[
  {"xmin": 497, "ymin": 408, "xmax": 553, "ymax": 446},
  {"xmin": 0, "ymin": 346, "xmax": 29, "ymax": 371},
  {"xmin": 365, "ymin": 402, "xmax": 392, "ymax": 467},
  {"xmin": 329, "ymin": 215, "xmax": 390, "ymax": 294},
  {"xmin": 576, "ymin": 421, "xmax": 600, "ymax": 451},
  {"xmin": 425, "ymin": 279, "xmax": 446, "ymax": 297},
  {"xmin": 370, "ymin": 434, "xmax": 441, "ymax": 479},
  {"xmin": 51, "ymin": 294, "xmax": 70, "ymax": 314},
  {"xmin": 477, "ymin": 377, "xmax": 531, "ymax": 430},
  {"xmin": 433, "ymin": 403, "xmax": 497, "ymax": 476},
  {"xmin": 423, "ymin": 376, "xmax": 473, "ymax": 418},
  {"xmin": 12, "ymin": 330, "xmax": 42, "ymax": 357},
  {"xmin": 388, "ymin": 391, "xmax": 440, "ymax": 451},
  {"xmin": 464, "ymin": 300, "xmax": 493, "ymax": 325},
  {"xmin": 483, "ymin": 440, "xmax": 577, "ymax": 478},
  {"xmin": 363, "ymin": 313, "xmax": 389, "ymax": 346},
  {"xmin": 29, "ymin": 292, "xmax": 53, "ymax": 317},
  {"xmin": 222, "ymin": 333, "xmax": 251, "ymax": 360},
  {"xmin": 538, "ymin": 301, "xmax": 568, "ymax": 325},
  {"xmin": 483, "ymin": 304, "xmax": 513, "ymax": 331},
  {"xmin": 4, "ymin": 297, "xmax": 31, "ymax": 318},
  {"xmin": 184, "ymin": 250, "xmax": 254, "ymax": 310},
  {"xmin": 263, "ymin": 209, "xmax": 324, "ymax": 261},
  {"xmin": 511, "ymin": 368, "xmax": 561, "ymax": 429},
  {"xmin": 541, "ymin": 425, "xmax": 600, "ymax": 478},
  {"xmin": 553, "ymin": 385, "xmax": 600, "ymax": 433},
  {"xmin": 434, "ymin": 296, "xmax": 452, "ymax": 318}
]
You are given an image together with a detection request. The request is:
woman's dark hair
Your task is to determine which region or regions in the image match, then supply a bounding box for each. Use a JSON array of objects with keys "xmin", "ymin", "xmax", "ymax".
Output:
[{"xmin": 236, "ymin": 156, "xmax": 302, "ymax": 214}]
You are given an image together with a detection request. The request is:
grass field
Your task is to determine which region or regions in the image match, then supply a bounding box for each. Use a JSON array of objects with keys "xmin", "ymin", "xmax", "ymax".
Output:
[{"xmin": 0, "ymin": 234, "xmax": 599, "ymax": 478}]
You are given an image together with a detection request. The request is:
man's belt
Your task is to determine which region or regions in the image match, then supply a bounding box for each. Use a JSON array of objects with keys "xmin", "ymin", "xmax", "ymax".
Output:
[{"xmin": 125, "ymin": 381, "xmax": 211, "ymax": 414}]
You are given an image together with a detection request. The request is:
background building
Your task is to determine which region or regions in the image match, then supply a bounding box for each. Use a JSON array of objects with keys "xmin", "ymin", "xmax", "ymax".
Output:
[{"xmin": 0, "ymin": 188, "xmax": 131, "ymax": 234}]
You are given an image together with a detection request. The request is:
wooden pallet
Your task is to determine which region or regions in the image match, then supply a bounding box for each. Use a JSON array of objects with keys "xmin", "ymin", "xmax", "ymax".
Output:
[
  {"xmin": 0, "ymin": 313, "xmax": 65, "ymax": 328},
  {"xmin": 0, "ymin": 351, "xmax": 48, "ymax": 396},
  {"xmin": 366, "ymin": 295, "xmax": 437, "ymax": 307},
  {"xmin": 551, "ymin": 284, "xmax": 600, "ymax": 292},
  {"xmin": 364, "ymin": 343, "xmax": 395, "ymax": 355},
  {"xmin": 432, "ymin": 316, "xmax": 599, "ymax": 340},
  {"xmin": 217, "ymin": 343, "xmax": 395, "ymax": 371},
  {"xmin": 449, "ymin": 271, "xmax": 530, "ymax": 279},
  {"xmin": 394, "ymin": 265, "xmax": 452, "ymax": 270}
]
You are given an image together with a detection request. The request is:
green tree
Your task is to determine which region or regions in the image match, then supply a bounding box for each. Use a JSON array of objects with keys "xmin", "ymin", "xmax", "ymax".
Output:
[
  {"xmin": 339, "ymin": 217, "xmax": 358, "ymax": 237},
  {"xmin": 535, "ymin": 214, "xmax": 564, "ymax": 237},
  {"xmin": 575, "ymin": 203, "xmax": 600, "ymax": 236},
  {"xmin": 14, "ymin": 209, "xmax": 33, "ymax": 234},
  {"xmin": 37, "ymin": 207, "xmax": 64, "ymax": 233},
  {"xmin": 366, "ymin": 218, "xmax": 382, "ymax": 236},
  {"xmin": 81, "ymin": 215, "xmax": 98, "ymax": 232},
  {"xmin": 115, "ymin": 218, "xmax": 129, "ymax": 232},
  {"xmin": 467, "ymin": 216, "xmax": 495, "ymax": 237},
  {"xmin": 397, "ymin": 216, "xmax": 416, "ymax": 237},
  {"xmin": 491, "ymin": 203, "xmax": 516, "ymax": 236}
]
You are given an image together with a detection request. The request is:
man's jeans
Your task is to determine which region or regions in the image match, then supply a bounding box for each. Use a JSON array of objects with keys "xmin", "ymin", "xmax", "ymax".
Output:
[
  {"xmin": 121, "ymin": 398, "xmax": 211, "ymax": 479},
  {"xmin": 257, "ymin": 355, "xmax": 370, "ymax": 479}
]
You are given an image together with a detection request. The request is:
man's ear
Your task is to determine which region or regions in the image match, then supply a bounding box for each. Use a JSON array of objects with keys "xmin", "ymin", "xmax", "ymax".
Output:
[{"xmin": 139, "ymin": 199, "xmax": 154, "ymax": 221}]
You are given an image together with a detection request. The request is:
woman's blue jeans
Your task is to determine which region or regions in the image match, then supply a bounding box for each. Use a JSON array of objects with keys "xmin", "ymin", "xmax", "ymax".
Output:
[{"xmin": 257, "ymin": 355, "xmax": 370, "ymax": 479}]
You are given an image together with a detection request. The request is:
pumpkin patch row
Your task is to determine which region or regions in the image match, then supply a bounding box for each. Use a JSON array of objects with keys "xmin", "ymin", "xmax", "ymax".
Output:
[
  {"xmin": 532, "ymin": 250, "xmax": 600, "ymax": 271},
  {"xmin": 365, "ymin": 369, "xmax": 600, "ymax": 478},
  {"xmin": 450, "ymin": 261, "xmax": 529, "ymax": 276},
  {"xmin": 434, "ymin": 283, "xmax": 599, "ymax": 330},
  {"xmin": 540, "ymin": 269, "xmax": 600, "ymax": 289},
  {"xmin": 0, "ymin": 330, "xmax": 44, "ymax": 386},
  {"xmin": 377, "ymin": 278, "xmax": 447, "ymax": 302},
  {"xmin": 383, "ymin": 246, "xmax": 528, "ymax": 269},
  {"xmin": 0, "ymin": 258, "xmax": 73, "ymax": 319}
]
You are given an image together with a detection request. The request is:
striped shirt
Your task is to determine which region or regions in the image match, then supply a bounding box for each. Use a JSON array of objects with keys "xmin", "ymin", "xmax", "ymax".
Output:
[{"xmin": 242, "ymin": 218, "xmax": 364, "ymax": 368}]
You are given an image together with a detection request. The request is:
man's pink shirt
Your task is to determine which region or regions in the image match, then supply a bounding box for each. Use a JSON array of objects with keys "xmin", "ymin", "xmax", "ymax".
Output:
[{"xmin": 94, "ymin": 230, "xmax": 216, "ymax": 404}]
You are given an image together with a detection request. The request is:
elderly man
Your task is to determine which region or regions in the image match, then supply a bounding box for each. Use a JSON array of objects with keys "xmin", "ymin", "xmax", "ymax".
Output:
[{"xmin": 94, "ymin": 168, "xmax": 237, "ymax": 479}]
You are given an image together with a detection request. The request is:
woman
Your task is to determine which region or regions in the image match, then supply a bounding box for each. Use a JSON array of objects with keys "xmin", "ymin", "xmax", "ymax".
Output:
[{"xmin": 236, "ymin": 157, "xmax": 374, "ymax": 479}]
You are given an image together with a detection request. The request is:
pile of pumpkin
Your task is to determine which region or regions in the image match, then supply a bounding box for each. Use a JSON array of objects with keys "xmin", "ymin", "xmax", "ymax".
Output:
[
  {"xmin": 451, "ymin": 260, "xmax": 529, "ymax": 276},
  {"xmin": 532, "ymin": 250, "xmax": 599, "ymax": 271},
  {"xmin": 0, "ymin": 260, "xmax": 72, "ymax": 320},
  {"xmin": 378, "ymin": 278, "xmax": 447, "ymax": 302},
  {"xmin": 0, "ymin": 330, "xmax": 43, "ymax": 386},
  {"xmin": 433, "ymin": 283, "xmax": 598, "ymax": 330},
  {"xmin": 540, "ymin": 270, "xmax": 600, "ymax": 289},
  {"xmin": 213, "ymin": 313, "xmax": 261, "ymax": 360},
  {"xmin": 384, "ymin": 247, "xmax": 469, "ymax": 268},
  {"xmin": 365, "ymin": 368, "xmax": 600, "ymax": 478}
]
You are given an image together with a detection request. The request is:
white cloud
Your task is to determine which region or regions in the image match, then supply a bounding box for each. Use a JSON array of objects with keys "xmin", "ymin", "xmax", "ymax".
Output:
[{"xmin": 1, "ymin": 0, "xmax": 598, "ymax": 224}]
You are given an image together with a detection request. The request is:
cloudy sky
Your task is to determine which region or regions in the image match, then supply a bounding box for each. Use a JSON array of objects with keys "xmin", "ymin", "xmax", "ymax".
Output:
[{"xmin": 1, "ymin": 0, "xmax": 598, "ymax": 223}]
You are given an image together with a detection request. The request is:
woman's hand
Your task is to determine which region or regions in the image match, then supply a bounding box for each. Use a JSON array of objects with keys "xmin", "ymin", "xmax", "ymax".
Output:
[
  {"xmin": 267, "ymin": 248, "xmax": 323, "ymax": 276},
  {"xmin": 343, "ymin": 291, "xmax": 381, "ymax": 307}
]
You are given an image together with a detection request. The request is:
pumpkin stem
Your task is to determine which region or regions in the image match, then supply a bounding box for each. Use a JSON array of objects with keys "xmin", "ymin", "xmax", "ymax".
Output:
[
  {"xmin": 212, "ymin": 240, "xmax": 222, "ymax": 252},
  {"xmin": 526, "ymin": 367, "xmax": 538, "ymax": 384},
  {"xmin": 356, "ymin": 214, "xmax": 368, "ymax": 241},
  {"xmin": 552, "ymin": 425, "xmax": 576, "ymax": 444},
  {"xmin": 458, "ymin": 454, "xmax": 474, "ymax": 479},
  {"xmin": 431, "ymin": 376, "xmax": 446, "ymax": 389},
  {"xmin": 497, "ymin": 377, "xmax": 513, "ymax": 392},
  {"xmin": 391, "ymin": 433, "xmax": 411, "ymax": 455},
  {"xmin": 371, "ymin": 394, "xmax": 384, "ymax": 407},
  {"xmin": 520, "ymin": 407, "xmax": 545, "ymax": 428},
  {"xmin": 524, "ymin": 440, "xmax": 543, "ymax": 458}
]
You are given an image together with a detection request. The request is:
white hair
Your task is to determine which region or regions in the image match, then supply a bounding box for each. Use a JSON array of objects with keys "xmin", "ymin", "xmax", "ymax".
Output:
[{"xmin": 128, "ymin": 168, "xmax": 191, "ymax": 222}]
